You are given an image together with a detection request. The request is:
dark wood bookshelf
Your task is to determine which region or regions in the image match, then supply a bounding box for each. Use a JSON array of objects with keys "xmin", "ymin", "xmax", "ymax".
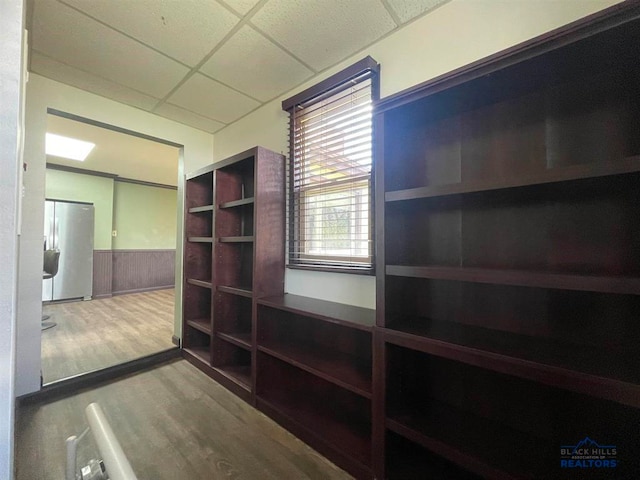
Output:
[
  {"xmin": 220, "ymin": 197, "xmax": 254, "ymax": 209},
  {"xmin": 257, "ymin": 294, "xmax": 375, "ymax": 332},
  {"xmin": 212, "ymin": 365, "xmax": 251, "ymax": 390},
  {"xmin": 384, "ymin": 323, "xmax": 640, "ymax": 408},
  {"xmin": 386, "ymin": 404, "xmax": 541, "ymax": 480},
  {"xmin": 256, "ymin": 352, "xmax": 372, "ymax": 476},
  {"xmin": 182, "ymin": 146, "xmax": 285, "ymax": 410},
  {"xmin": 385, "ymin": 265, "xmax": 640, "ymax": 295},
  {"xmin": 258, "ymin": 341, "xmax": 372, "ymax": 398},
  {"xmin": 375, "ymin": 6, "xmax": 640, "ymax": 479},
  {"xmin": 255, "ymin": 294, "xmax": 374, "ymax": 476}
]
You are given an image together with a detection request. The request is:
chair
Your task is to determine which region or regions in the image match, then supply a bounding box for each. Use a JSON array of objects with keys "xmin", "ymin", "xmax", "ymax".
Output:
[{"xmin": 42, "ymin": 249, "xmax": 60, "ymax": 331}]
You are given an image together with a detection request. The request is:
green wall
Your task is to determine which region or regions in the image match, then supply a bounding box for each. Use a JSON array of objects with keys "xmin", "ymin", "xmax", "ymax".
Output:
[
  {"xmin": 45, "ymin": 169, "xmax": 114, "ymax": 249},
  {"xmin": 45, "ymin": 168, "xmax": 178, "ymax": 250},
  {"xmin": 112, "ymin": 182, "xmax": 177, "ymax": 249}
]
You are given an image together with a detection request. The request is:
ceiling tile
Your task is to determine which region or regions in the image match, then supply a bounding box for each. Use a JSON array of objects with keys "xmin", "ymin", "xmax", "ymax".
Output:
[
  {"xmin": 154, "ymin": 103, "xmax": 226, "ymax": 134},
  {"xmin": 221, "ymin": 0, "xmax": 261, "ymax": 15},
  {"xmin": 62, "ymin": 0, "xmax": 239, "ymax": 67},
  {"xmin": 200, "ymin": 26, "xmax": 314, "ymax": 102},
  {"xmin": 32, "ymin": 0, "xmax": 189, "ymax": 98},
  {"xmin": 166, "ymin": 73, "xmax": 260, "ymax": 124},
  {"xmin": 385, "ymin": 0, "xmax": 450, "ymax": 23},
  {"xmin": 251, "ymin": 0, "xmax": 396, "ymax": 71},
  {"xmin": 31, "ymin": 51, "xmax": 160, "ymax": 110}
]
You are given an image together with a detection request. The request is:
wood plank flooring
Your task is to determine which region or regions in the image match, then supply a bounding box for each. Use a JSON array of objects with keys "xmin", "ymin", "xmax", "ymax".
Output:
[
  {"xmin": 15, "ymin": 359, "xmax": 353, "ymax": 480},
  {"xmin": 41, "ymin": 289, "xmax": 175, "ymax": 384}
]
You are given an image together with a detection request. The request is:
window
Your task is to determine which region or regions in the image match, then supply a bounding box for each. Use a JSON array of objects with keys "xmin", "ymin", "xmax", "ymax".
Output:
[{"xmin": 283, "ymin": 57, "xmax": 379, "ymax": 273}]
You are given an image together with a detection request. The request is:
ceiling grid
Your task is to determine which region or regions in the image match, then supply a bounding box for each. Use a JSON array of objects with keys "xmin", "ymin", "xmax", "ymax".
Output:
[{"xmin": 29, "ymin": 0, "xmax": 451, "ymax": 134}]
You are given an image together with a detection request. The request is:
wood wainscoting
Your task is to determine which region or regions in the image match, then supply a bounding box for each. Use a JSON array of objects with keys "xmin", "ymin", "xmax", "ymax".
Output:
[{"xmin": 93, "ymin": 249, "xmax": 176, "ymax": 298}]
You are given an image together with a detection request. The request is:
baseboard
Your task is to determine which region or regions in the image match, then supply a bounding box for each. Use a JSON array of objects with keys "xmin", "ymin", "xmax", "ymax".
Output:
[
  {"xmin": 112, "ymin": 285, "xmax": 174, "ymax": 296},
  {"xmin": 172, "ymin": 335, "xmax": 181, "ymax": 347},
  {"xmin": 92, "ymin": 293, "xmax": 113, "ymax": 299},
  {"xmin": 19, "ymin": 348, "xmax": 181, "ymax": 405}
]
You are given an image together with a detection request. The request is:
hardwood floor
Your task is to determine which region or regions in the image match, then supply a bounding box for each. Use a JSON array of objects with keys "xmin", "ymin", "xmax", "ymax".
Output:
[
  {"xmin": 41, "ymin": 289, "xmax": 175, "ymax": 384},
  {"xmin": 15, "ymin": 359, "xmax": 353, "ymax": 480}
]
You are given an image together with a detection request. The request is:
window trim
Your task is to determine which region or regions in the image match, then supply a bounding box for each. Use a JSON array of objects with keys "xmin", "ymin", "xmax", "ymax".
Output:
[{"xmin": 283, "ymin": 57, "xmax": 379, "ymax": 275}]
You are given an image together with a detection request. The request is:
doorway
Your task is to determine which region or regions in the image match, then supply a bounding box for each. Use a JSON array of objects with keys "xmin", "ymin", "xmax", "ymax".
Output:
[{"xmin": 41, "ymin": 110, "xmax": 182, "ymax": 384}]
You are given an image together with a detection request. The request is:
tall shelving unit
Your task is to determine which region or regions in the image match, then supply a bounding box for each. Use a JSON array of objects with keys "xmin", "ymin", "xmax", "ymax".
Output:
[
  {"xmin": 182, "ymin": 146, "xmax": 285, "ymax": 403},
  {"xmin": 374, "ymin": 5, "xmax": 640, "ymax": 479}
]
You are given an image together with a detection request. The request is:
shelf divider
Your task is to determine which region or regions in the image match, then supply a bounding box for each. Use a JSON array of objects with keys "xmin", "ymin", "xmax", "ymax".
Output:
[
  {"xmin": 386, "ymin": 265, "xmax": 640, "ymax": 295},
  {"xmin": 188, "ymin": 205, "xmax": 214, "ymax": 213},
  {"xmin": 218, "ymin": 236, "xmax": 254, "ymax": 243},
  {"xmin": 258, "ymin": 341, "xmax": 372, "ymax": 398},
  {"xmin": 217, "ymin": 331, "xmax": 252, "ymax": 350},
  {"xmin": 220, "ymin": 197, "xmax": 255, "ymax": 209},
  {"xmin": 186, "ymin": 278, "xmax": 212, "ymax": 289},
  {"xmin": 385, "ymin": 156, "xmax": 640, "ymax": 202},
  {"xmin": 217, "ymin": 285, "xmax": 252, "ymax": 298}
]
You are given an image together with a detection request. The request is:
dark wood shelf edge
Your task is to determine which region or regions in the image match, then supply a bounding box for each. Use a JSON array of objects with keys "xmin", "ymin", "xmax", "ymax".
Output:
[
  {"xmin": 257, "ymin": 344, "xmax": 372, "ymax": 399},
  {"xmin": 217, "ymin": 285, "xmax": 252, "ymax": 298},
  {"xmin": 257, "ymin": 397, "xmax": 373, "ymax": 480},
  {"xmin": 188, "ymin": 205, "xmax": 214, "ymax": 213},
  {"xmin": 386, "ymin": 418, "xmax": 521, "ymax": 480},
  {"xmin": 220, "ymin": 197, "xmax": 255, "ymax": 209},
  {"xmin": 382, "ymin": 327, "xmax": 640, "ymax": 409},
  {"xmin": 219, "ymin": 236, "xmax": 255, "ymax": 243},
  {"xmin": 208, "ymin": 366, "xmax": 252, "ymax": 404},
  {"xmin": 386, "ymin": 265, "xmax": 640, "ymax": 296},
  {"xmin": 187, "ymin": 237, "xmax": 213, "ymax": 243},
  {"xmin": 217, "ymin": 332, "xmax": 252, "ymax": 351},
  {"xmin": 385, "ymin": 156, "xmax": 640, "ymax": 202},
  {"xmin": 186, "ymin": 319, "xmax": 212, "ymax": 335},
  {"xmin": 257, "ymin": 294, "xmax": 375, "ymax": 332},
  {"xmin": 186, "ymin": 279, "xmax": 213, "ymax": 289},
  {"xmin": 183, "ymin": 347, "xmax": 210, "ymax": 366}
]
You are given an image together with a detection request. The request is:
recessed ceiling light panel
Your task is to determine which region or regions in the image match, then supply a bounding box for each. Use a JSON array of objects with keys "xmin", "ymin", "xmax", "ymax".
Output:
[{"xmin": 45, "ymin": 133, "xmax": 95, "ymax": 161}]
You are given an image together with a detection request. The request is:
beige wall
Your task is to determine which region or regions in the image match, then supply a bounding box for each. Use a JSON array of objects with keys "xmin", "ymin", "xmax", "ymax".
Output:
[
  {"xmin": 212, "ymin": 0, "xmax": 622, "ymax": 309},
  {"xmin": 45, "ymin": 169, "xmax": 114, "ymax": 250},
  {"xmin": 19, "ymin": 74, "xmax": 213, "ymax": 395},
  {"xmin": 113, "ymin": 182, "xmax": 178, "ymax": 250}
]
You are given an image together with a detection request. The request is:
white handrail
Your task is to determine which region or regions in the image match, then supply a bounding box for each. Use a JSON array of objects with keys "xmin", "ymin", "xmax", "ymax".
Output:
[{"xmin": 85, "ymin": 403, "xmax": 138, "ymax": 480}]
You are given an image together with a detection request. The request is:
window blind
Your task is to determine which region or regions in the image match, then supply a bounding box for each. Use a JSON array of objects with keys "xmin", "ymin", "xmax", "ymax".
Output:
[{"xmin": 284, "ymin": 58, "xmax": 378, "ymax": 272}]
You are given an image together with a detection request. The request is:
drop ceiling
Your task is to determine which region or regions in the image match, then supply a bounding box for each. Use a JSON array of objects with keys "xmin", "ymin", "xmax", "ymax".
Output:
[
  {"xmin": 46, "ymin": 114, "xmax": 180, "ymax": 186},
  {"xmin": 28, "ymin": 0, "xmax": 450, "ymax": 135}
]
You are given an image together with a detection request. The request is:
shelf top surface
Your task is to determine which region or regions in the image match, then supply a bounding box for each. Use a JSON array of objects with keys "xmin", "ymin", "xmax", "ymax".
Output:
[{"xmin": 258, "ymin": 294, "xmax": 375, "ymax": 331}]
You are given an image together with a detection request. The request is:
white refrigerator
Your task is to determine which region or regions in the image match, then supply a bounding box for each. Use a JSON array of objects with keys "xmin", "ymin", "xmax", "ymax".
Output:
[{"xmin": 42, "ymin": 199, "xmax": 94, "ymax": 302}]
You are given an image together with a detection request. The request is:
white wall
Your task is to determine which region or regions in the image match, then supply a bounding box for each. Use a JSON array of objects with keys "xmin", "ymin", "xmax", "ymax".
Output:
[
  {"xmin": 18, "ymin": 74, "xmax": 213, "ymax": 395},
  {"xmin": 0, "ymin": 0, "xmax": 24, "ymax": 475},
  {"xmin": 213, "ymin": 0, "xmax": 622, "ymax": 310}
]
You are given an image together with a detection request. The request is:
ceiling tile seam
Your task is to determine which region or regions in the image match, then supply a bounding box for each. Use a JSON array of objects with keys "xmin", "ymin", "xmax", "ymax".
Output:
[
  {"xmin": 247, "ymin": 22, "xmax": 319, "ymax": 74},
  {"xmin": 32, "ymin": 49, "xmax": 220, "ymax": 135},
  {"xmin": 160, "ymin": 101, "xmax": 231, "ymax": 125},
  {"xmin": 30, "ymin": 48, "xmax": 163, "ymax": 103},
  {"xmin": 378, "ymin": 0, "xmax": 402, "ymax": 27},
  {"xmin": 213, "ymin": 0, "xmax": 254, "ymax": 19},
  {"xmin": 196, "ymin": 72, "xmax": 263, "ymax": 103},
  {"xmin": 54, "ymin": 0, "xmax": 200, "ymax": 72},
  {"xmin": 149, "ymin": 0, "xmax": 274, "ymax": 113}
]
